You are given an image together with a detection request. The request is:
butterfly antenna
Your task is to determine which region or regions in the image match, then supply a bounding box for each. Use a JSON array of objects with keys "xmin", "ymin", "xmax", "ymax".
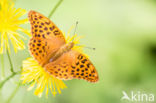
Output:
[
  {"xmin": 76, "ymin": 44, "xmax": 96, "ymax": 50},
  {"xmin": 72, "ymin": 21, "xmax": 78, "ymax": 42},
  {"xmin": 85, "ymin": 47, "xmax": 96, "ymax": 50}
]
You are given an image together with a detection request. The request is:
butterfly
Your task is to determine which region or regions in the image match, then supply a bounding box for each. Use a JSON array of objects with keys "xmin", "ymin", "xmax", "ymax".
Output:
[{"xmin": 28, "ymin": 10, "xmax": 99, "ymax": 83}]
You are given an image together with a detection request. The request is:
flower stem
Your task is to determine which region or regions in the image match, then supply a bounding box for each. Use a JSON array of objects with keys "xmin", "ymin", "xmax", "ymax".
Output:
[
  {"xmin": 48, "ymin": 0, "xmax": 63, "ymax": 18},
  {"xmin": 6, "ymin": 82, "xmax": 21, "ymax": 103},
  {"xmin": 0, "ymin": 88, "xmax": 4, "ymax": 103},
  {"xmin": 6, "ymin": 50, "xmax": 14, "ymax": 73},
  {"xmin": 0, "ymin": 71, "xmax": 20, "ymax": 88},
  {"xmin": 1, "ymin": 54, "xmax": 5, "ymax": 80}
]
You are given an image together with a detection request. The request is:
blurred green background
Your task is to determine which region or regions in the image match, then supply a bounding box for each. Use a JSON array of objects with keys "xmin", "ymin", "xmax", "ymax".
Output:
[{"xmin": 1, "ymin": 0, "xmax": 156, "ymax": 103}]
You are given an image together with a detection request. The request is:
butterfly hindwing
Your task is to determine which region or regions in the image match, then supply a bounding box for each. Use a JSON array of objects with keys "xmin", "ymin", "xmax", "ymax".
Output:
[
  {"xmin": 28, "ymin": 10, "xmax": 66, "ymax": 66},
  {"xmin": 44, "ymin": 50, "xmax": 99, "ymax": 83}
]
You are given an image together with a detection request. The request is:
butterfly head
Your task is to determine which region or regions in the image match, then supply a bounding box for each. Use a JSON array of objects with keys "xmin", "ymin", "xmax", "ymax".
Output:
[{"xmin": 61, "ymin": 41, "xmax": 75, "ymax": 54}]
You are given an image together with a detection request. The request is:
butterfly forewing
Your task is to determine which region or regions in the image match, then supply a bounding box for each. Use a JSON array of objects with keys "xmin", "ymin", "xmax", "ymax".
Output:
[
  {"xmin": 44, "ymin": 50, "xmax": 99, "ymax": 83},
  {"xmin": 28, "ymin": 11, "xmax": 65, "ymax": 66},
  {"xmin": 28, "ymin": 10, "xmax": 65, "ymax": 40}
]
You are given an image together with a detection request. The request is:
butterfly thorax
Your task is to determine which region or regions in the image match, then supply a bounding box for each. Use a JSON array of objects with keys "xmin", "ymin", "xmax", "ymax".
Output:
[{"xmin": 48, "ymin": 42, "xmax": 74, "ymax": 64}]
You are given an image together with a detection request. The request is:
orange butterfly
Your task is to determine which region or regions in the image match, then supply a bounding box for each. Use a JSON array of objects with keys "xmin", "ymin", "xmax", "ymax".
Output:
[{"xmin": 28, "ymin": 10, "xmax": 99, "ymax": 83}]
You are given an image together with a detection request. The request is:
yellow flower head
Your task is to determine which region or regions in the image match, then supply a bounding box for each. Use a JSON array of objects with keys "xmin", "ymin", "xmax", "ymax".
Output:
[
  {"xmin": 0, "ymin": 0, "xmax": 30, "ymax": 53},
  {"xmin": 65, "ymin": 25, "xmax": 83, "ymax": 51},
  {"xmin": 21, "ymin": 58, "xmax": 67, "ymax": 97}
]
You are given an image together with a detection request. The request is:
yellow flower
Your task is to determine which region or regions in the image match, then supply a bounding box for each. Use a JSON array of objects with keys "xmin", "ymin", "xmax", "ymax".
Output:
[
  {"xmin": 65, "ymin": 25, "xmax": 83, "ymax": 51},
  {"xmin": 21, "ymin": 58, "xmax": 67, "ymax": 97},
  {"xmin": 0, "ymin": 0, "xmax": 30, "ymax": 53}
]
